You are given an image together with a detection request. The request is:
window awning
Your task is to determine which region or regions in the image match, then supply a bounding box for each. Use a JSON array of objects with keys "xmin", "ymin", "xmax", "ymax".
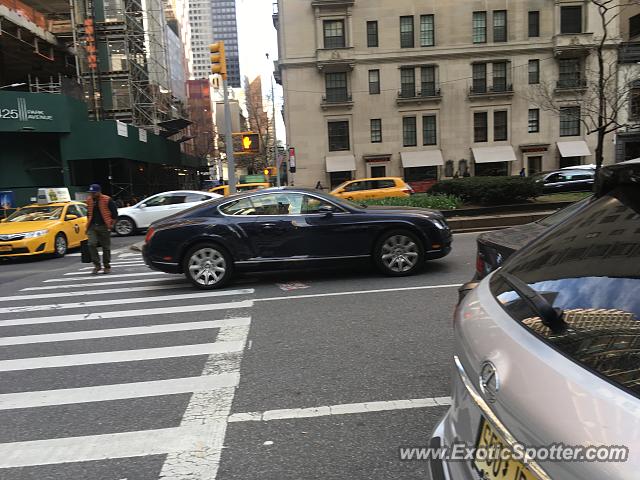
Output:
[
  {"xmin": 400, "ymin": 150, "xmax": 444, "ymax": 168},
  {"xmin": 325, "ymin": 155, "xmax": 356, "ymax": 172},
  {"xmin": 557, "ymin": 140, "xmax": 591, "ymax": 157},
  {"xmin": 472, "ymin": 146, "xmax": 517, "ymax": 163}
]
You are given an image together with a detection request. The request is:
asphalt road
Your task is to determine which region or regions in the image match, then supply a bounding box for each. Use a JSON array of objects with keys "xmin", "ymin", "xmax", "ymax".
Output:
[{"xmin": 0, "ymin": 232, "xmax": 480, "ymax": 480}]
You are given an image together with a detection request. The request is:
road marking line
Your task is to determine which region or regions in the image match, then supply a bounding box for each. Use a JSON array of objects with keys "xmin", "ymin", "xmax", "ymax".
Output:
[
  {"xmin": 0, "ymin": 300, "xmax": 253, "ymax": 328},
  {"xmin": 117, "ymin": 252, "xmax": 142, "ymax": 258},
  {"xmin": 1, "ymin": 284, "xmax": 192, "ymax": 302},
  {"xmin": 47, "ymin": 272, "xmax": 167, "ymax": 282},
  {"xmin": 0, "ymin": 318, "xmax": 251, "ymax": 346},
  {"xmin": 65, "ymin": 253, "xmax": 81, "ymax": 257},
  {"xmin": 453, "ymin": 230, "xmax": 493, "ymax": 235},
  {"xmin": 228, "ymin": 396, "xmax": 453, "ymax": 423},
  {"xmin": 0, "ymin": 422, "xmax": 226, "ymax": 469},
  {"xmin": 0, "ymin": 373, "xmax": 240, "ymax": 410},
  {"xmin": 255, "ymin": 284, "xmax": 461, "ymax": 302},
  {"xmin": 0, "ymin": 341, "xmax": 245, "ymax": 372},
  {"xmin": 22, "ymin": 278, "xmax": 185, "ymax": 291},
  {"xmin": 0, "ymin": 288, "xmax": 255, "ymax": 314},
  {"xmin": 159, "ymin": 322, "xmax": 250, "ymax": 479}
]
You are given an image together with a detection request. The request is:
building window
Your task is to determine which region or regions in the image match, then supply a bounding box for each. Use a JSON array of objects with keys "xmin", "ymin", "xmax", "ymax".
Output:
[
  {"xmin": 370, "ymin": 119, "xmax": 382, "ymax": 143},
  {"xmin": 473, "ymin": 11, "xmax": 487, "ymax": 43},
  {"xmin": 630, "ymin": 14, "xmax": 640, "ymax": 38},
  {"xmin": 474, "ymin": 112, "xmax": 488, "ymax": 142},
  {"xmin": 494, "ymin": 110, "xmax": 508, "ymax": 141},
  {"xmin": 325, "ymin": 72, "xmax": 348, "ymax": 102},
  {"xmin": 403, "ymin": 116, "xmax": 417, "ymax": 147},
  {"xmin": 630, "ymin": 85, "xmax": 640, "ymax": 118},
  {"xmin": 528, "ymin": 11, "xmax": 540, "ymax": 37},
  {"xmin": 493, "ymin": 62, "xmax": 508, "ymax": 91},
  {"xmin": 323, "ymin": 20, "xmax": 345, "ymax": 48},
  {"xmin": 493, "ymin": 10, "xmax": 507, "ymax": 42},
  {"xmin": 560, "ymin": 6, "xmax": 582, "ymax": 34},
  {"xmin": 367, "ymin": 21, "xmax": 379, "ymax": 47},
  {"xmin": 423, "ymin": 115, "xmax": 437, "ymax": 145},
  {"xmin": 560, "ymin": 106, "xmax": 581, "ymax": 136},
  {"xmin": 445, "ymin": 160, "xmax": 454, "ymax": 177},
  {"xmin": 330, "ymin": 171, "xmax": 352, "ymax": 189},
  {"xmin": 400, "ymin": 68, "xmax": 416, "ymax": 97},
  {"xmin": 558, "ymin": 58, "xmax": 581, "ymax": 87},
  {"xmin": 472, "ymin": 63, "xmax": 487, "ymax": 93},
  {"xmin": 368, "ymin": 69, "xmax": 380, "ymax": 94},
  {"xmin": 528, "ymin": 109, "xmax": 540, "ymax": 133},
  {"xmin": 400, "ymin": 16, "xmax": 415, "ymax": 48},
  {"xmin": 528, "ymin": 59, "xmax": 540, "ymax": 84},
  {"xmin": 528, "ymin": 156, "xmax": 542, "ymax": 174},
  {"xmin": 421, "ymin": 66, "xmax": 436, "ymax": 96},
  {"xmin": 404, "ymin": 166, "xmax": 438, "ymax": 183},
  {"xmin": 328, "ymin": 121, "xmax": 350, "ymax": 151},
  {"xmin": 420, "ymin": 15, "xmax": 435, "ymax": 47}
]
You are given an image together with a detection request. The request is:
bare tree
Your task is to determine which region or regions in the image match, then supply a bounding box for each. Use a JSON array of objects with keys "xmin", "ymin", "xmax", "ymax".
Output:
[
  {"xmin": 243, "ymin": 75, "xmax": 274, "ymax": 174},
  {"xmin": 529, "ymin": 0, "xmax": 640, "ymax": 172}
]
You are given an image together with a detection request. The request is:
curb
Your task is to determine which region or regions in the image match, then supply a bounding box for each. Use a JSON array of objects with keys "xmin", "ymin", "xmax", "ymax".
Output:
[
  {"xmin": 130, "ymin": 241, "xmax": 144, "ymax": 252},
  {"xmin": 449, "ymin": 210, "xmax": 555, "ymax": 233}
]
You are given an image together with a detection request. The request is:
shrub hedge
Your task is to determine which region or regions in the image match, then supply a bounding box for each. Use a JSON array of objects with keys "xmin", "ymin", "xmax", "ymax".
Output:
[
  {"xmin": 362, "ymin": 194, "xmax": 463, "ymax": 210},
  {"xmin": 430, "ymin": 176, "xmax": 543, "ymax": 205}
]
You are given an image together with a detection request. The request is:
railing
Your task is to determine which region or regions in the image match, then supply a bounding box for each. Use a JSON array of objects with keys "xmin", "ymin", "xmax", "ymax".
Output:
[
  {"xmin": 322, "ymin": 93, "xmax": 352, "ymax": 103},
  {"xmin": 397, "ymin": 89, "xmax": 441, "ymax": 99},
  {"xmin": 0, "ymin": 0, "xmax": 49, "ymax": 30},
  {"xmin": 556, "ymin": 78, "xmax": 587, "ymax": 89},
  {"xmin": 469, "ymin": 84, "xmax": 513, "ymax": 95}
]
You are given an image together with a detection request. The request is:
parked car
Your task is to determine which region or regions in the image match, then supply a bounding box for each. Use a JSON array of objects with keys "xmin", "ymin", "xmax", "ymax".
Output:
[
  {"xmin": 208, "ymin": 183, "xmax": 271, "ymax": 196},
  {"xmin": 429, "ymin": 159, "xmax": 640, "ymax": 480},
  {"xmin": 113, "ymin": 190, "xmax": 221, "ymax": 236},
  {"xmin": 330, "ymin": 177, "xmax": 414, "ymax": 201},
  {"xmin": 533, "ymin": 168, "xmax": 595, "ymax": 192},
  {"xmin": 475, "ymin": 196, "xmax": 593, "ymax": 279},
  {"xmin": 0, "ymin": 201, "xmax": 87, "ymax": 258},
  {"xmin": 142, "ymin": 187, "xmax": 452, "ymax": 289}
]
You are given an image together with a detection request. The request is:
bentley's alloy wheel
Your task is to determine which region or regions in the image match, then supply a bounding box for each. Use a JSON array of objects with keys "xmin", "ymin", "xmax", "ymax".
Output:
[{"xmin": 183, "ymin": 245, "xmax": 232, "ymax": 289}]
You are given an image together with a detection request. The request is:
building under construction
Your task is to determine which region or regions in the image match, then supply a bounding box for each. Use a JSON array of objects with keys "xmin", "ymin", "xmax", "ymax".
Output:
[{"xmin": 0, "ymin": 0, "xmax": 205, "ymax": 206}]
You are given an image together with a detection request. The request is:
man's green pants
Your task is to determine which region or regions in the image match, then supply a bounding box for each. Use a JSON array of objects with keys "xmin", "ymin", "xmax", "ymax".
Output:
[{"xmin": 87, "ymin": 224, "xmax": 111, "ymax": 267}]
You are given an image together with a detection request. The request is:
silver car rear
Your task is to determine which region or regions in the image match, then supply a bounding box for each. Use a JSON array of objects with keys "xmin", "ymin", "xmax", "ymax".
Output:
[{"xmin": 431, "ymin": 165, "xmax": 640, "ymax": 480}]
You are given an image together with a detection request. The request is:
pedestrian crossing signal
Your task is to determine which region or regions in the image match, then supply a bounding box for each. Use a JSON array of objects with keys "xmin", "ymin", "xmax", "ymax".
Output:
[{"xmin": 232, "ymin": 132, "xmax": 260, "ymax": 154}]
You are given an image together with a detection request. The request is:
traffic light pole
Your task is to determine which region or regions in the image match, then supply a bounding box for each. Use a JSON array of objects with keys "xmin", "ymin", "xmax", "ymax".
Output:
[{"xmin": 222, "ymin": 77, "xmax": 237, "ymax": 194}]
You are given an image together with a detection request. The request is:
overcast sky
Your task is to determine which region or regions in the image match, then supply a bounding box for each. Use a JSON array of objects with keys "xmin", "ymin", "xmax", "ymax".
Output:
[{"xmin": 235, "ymin": 0, "xmax": 285, "ymax": 142}]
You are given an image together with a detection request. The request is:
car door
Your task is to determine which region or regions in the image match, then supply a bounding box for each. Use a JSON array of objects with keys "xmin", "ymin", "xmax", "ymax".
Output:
[
  {"xmin": 64, "ymin": 204, "xmax": 85, "ymax": 247},
  {"xmin": 227, "ymin": 192, "xmax": 320, "ymax": 260},
  {"xmin": 341, "ymin": 180, "xmax": 367, "ymax": 201},
  {"xmin": 136, "ymin": 193, "xmax": 185, "ymax": 227},
  {"xmin": 299, "ymin": 194, "xmax": 375, "ymax": 258}
]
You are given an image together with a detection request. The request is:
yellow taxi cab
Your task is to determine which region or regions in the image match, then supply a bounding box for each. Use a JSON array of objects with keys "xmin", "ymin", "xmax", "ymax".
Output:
[
  {"xmin": 0, "ymin": 201, "xmax": 88, "ymax": 258},
  {"xmin": 330, "ymin": 177, "xmax": 414, "ymax": 201},
  {"xmin": 209, "ymin": 183, "xmax": 271, "ymax": 196}
]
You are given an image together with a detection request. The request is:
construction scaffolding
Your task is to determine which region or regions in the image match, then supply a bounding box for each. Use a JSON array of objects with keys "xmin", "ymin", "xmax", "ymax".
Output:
[{"xmin": 72, "ymin": 0, "xmax": 173, "ymax": 128}]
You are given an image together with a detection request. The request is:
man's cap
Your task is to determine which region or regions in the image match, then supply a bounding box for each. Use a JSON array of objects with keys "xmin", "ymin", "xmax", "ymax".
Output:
[{"xmin": 88, "ymin": 184, "xmax": 101, "ymax": 193}]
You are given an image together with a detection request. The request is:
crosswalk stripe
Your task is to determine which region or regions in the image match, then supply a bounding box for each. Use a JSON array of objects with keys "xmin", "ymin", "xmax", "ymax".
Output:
[
  {"xmin": 46, "ymin": 272, "xmax": 168, "ymax": 282},
  {"xmin": 0, "ymin": 422, "xmax": 226, "ymax": 468},
  {"xmin": 0, "ymin": 300, "xmax": 253, "ymax": 328},
  {"xmin": 0, "ymin": 373, "xmax": 240, "ymax": 410},
  {"xmin": 0, "ymin": 288, "xmax": 254, "ymax": 314},
  {"xmin": 0, "ymin": 341, "xmax": 245, "ymax": 372},
  {"xmin": 62, "ymin": 271, "xmax": 164, "ymax": 278},
  {"xmin": 1, "ymin": 284, "xmax": 190, "ymax": 302},
  {"xmin": 79, "ymin": 261, "xmax": 144, "ymax": 269},
  {"xmin": 65, "ymin": 252, "xmax": 81, "ymax": 257},
  {"xmin": 22, "ymin": 278, "xmax": 184, "ymax": 291},
  {"xmin": 0, "ymin": 318, "xmax": 251, "ymax": 346}
]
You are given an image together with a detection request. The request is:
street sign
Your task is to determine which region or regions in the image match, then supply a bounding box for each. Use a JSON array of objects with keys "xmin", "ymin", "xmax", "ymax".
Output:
[{"xmin": 232, "ymin": 132, "xmax": 260, "ymax": 155}]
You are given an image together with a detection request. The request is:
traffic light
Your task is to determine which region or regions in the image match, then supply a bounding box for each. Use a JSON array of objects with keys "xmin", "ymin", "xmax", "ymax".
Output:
[
  {"xmin": 209, "ymin": 41, "xmax": 227, "ymax": 79},
  {"xmin": 263, "ymin": 168, "xmax": 270, "ymax": 176}
]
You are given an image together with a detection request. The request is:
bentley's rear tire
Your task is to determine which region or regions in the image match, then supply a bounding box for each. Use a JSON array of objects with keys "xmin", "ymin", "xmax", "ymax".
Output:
[{"xmin": 182, "ymin": 243, "xmax": 233, "ymax": 289}]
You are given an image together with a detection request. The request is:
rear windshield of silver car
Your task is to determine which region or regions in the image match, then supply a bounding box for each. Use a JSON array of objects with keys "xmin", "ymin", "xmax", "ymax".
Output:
[{"xmin": 490, "ymin": 186, "xmax": 640, "ymax": 398}]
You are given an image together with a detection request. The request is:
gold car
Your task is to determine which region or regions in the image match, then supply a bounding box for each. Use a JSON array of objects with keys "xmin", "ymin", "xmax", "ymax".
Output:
[
  {"xmin": 209, "ymin": 183, "xmax": 271, "ymax": 196},
  {"xmin": 0, "ymin": 202, "xmax": 88, "ymax": 258},
  {"xmin": 330, "ymin": 177, "xmax": 414, "ymax": 201}
]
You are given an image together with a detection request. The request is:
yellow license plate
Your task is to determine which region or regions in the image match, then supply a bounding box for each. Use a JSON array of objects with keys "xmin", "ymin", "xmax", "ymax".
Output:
[
  {"xmin": 474, "ymin": 418, "xmax": 537, "ymax": 480},
  {"xmin": 0, "ymin": 245, "xmax": 11, "ymax": 252}
]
